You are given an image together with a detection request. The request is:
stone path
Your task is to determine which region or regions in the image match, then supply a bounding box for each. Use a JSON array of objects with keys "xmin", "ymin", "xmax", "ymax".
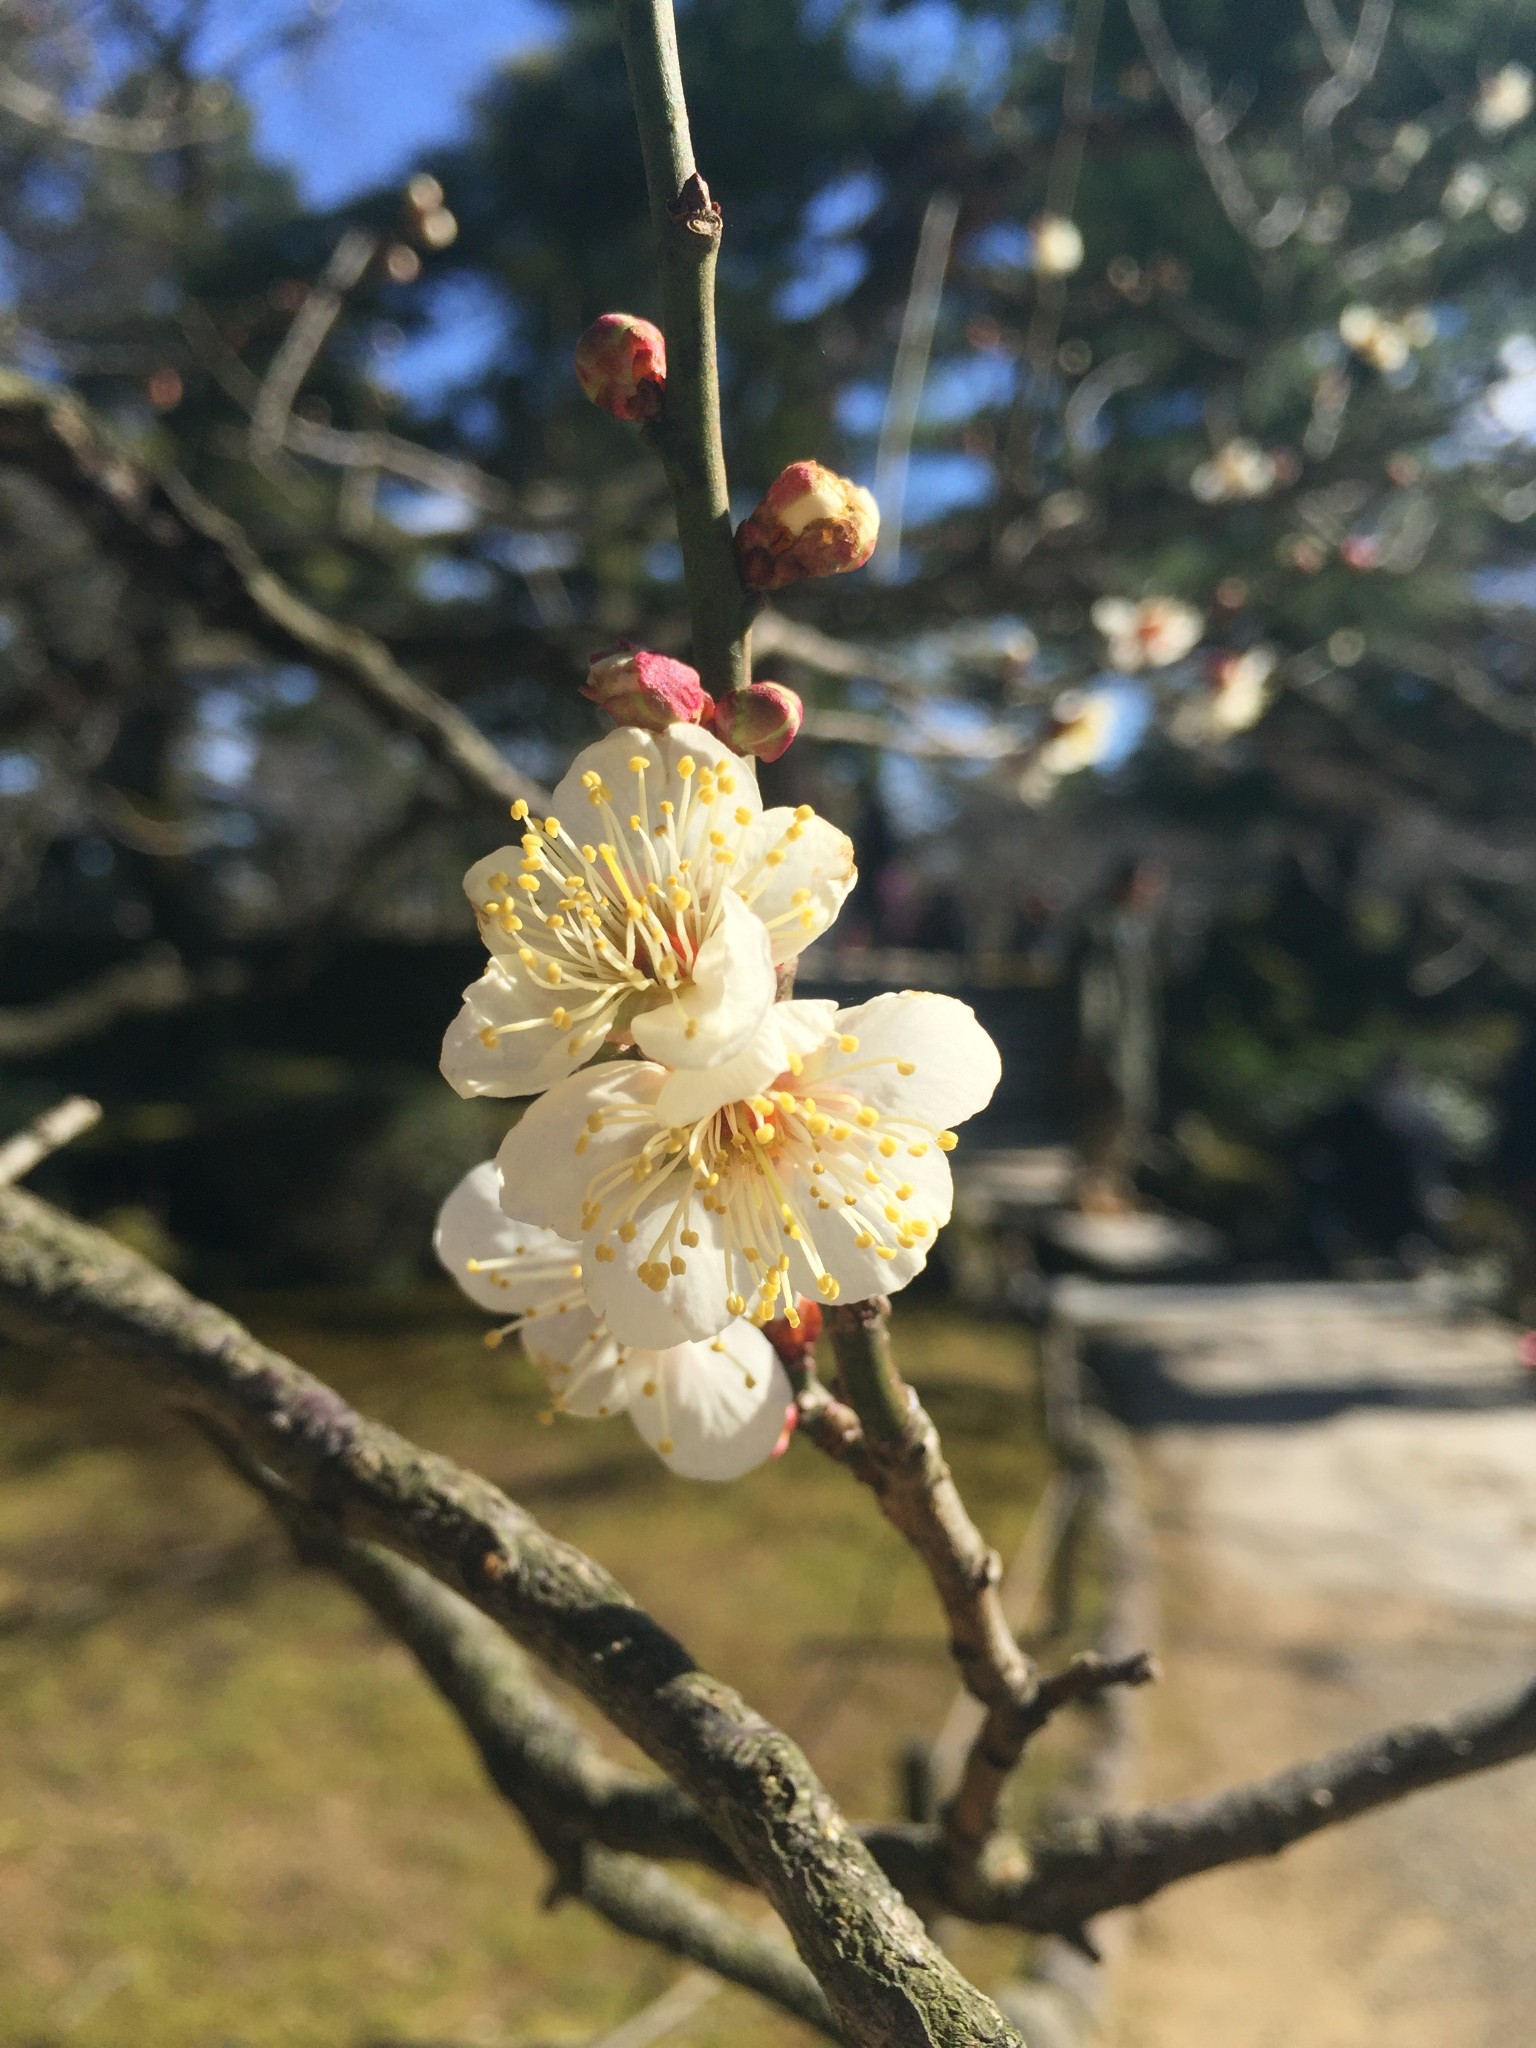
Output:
[{"xmin": 1055, "ymin": 1280, "xmax": 1536, "ymax": 2048}]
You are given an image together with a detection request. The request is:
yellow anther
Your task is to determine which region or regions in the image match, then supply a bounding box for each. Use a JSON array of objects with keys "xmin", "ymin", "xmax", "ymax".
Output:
[
  {"xmin": 896, "ymin": 1183, "xmax": 913, "ymax": 1200},
  {"xmin": 677, "ymin": 756, "xmax": 696, "ymax": 778},
  {"xmin": 838, "ymin": 1034, "xmax": 859, "ymax": 1053},
  {"xmin": 670, "ymin": 1255, "xmax": 686, "ymax": 1275},
  {"xmin": 897, "ymin": 1060, "xmax": 916, "ymax": 1077},
  {"xmin": 586, "ymin": 1111, "xmax": 605, "ymax": 1133},
  {"xmin": 478, "ymin": 1026, "xmax": 497, "ymax": 1049},
  {"xmin": 511, "ymin": 799, "xmax": 529, "ymax": 819},
  {"xmin": 544, "ymin": 817, "xmax": 560, "ymax": 835},
  {"xmin": 878, "ymin": 1137, "xmax": 897, "ymax": 1158},
  {"xmin": 855, "ymin": 1231, "xmax": 875, "ymax": 1249},
  {"xmin": 765, "ymin": 849, "xmax": 785, "ymax": 867},
  {"xmin": 727, "ymin": 1292, "xmax": 747, "ymax": 1315},
  {"xmin": 546, "ymin": 963, "xmax": 563, "ymax": 985},
  {"xmin": 656, "ymin": 1436, "xmax": 675, "ymax": 1455},
  {"xmin": 642, "ymin": 1380, "xmax": 657, "ymax": 1397},
  {"xmin": 734, "ymin": 805, "xmax": 752, "ymax": 825},
  {"xmin": 884, "ymin": 1204, "xmax": 901, "ymax": 1223},
  {"xmin": 628, "ymin": 755, "xmax": 648, "ymax": 772},
  {"xmin": 856, "ymin": 1107, "xmax": 879, "ymax": 1128},
  {"xmin": 818, "ymin": 1274, "xmax": 840, "ymax": 1299},
  {"xmin": 517, "ymin": 874, "xmax": 540, "ymax": 893},
  {"xmin": 594, "ymin": 1243, "xmax": 616, "ymax": 1262},
  {"xmin": 680, "ymin": 1228, "xmax": 700, "ymax": 1247},
  {"xmin": 618, "ymin": 1222, "xmax": 637, "ymax": 1243},
  {"xmin": 659, "ymin": 799, "xmax": 674, "ymax": 816},
  {"xmin": 551, "ymin": 1007, "xmax": 570, "ymax": 1030},
  {"xmin": 864, "ymin": 1167, "xmax": 881, "ymax": 1185},
  {"xmin": 719, "ymin": 773, "xmax": 736, "ymax": 793},
  {"xmin": 938, "ymin": 1130, "xmax": 959, "ymax": 1151},
  {"xmin": 794, "ymin": 803, "xmax": 813, "ymax": 821}
]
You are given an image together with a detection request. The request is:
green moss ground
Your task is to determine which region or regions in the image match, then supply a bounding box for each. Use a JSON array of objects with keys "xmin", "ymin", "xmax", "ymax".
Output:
[{"xmin": 0, "ymin": 1293, "xmax": 1053, "ymax": 2047}]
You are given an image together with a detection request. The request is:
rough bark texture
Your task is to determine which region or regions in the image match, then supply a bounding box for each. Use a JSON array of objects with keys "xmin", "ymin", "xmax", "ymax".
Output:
[{"xmin": 0, "ymin": 1183, "xmax": 1024, "ymax": 2048}]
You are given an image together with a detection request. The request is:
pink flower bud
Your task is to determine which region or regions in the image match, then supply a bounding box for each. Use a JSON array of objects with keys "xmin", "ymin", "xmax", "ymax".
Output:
[
  {"xmin": 581, "ymin": 647, "xmax": 710, "ymax": 731},
  {"xmin": 574, "ymin": 313, "xmax": 666, "ymax": 422},
  {"xmin": 710, "ymin": 681, "xmax": 803, "ymax": 763},
  {"xmin": 735, "ymin": 461, "xmax": 879, "ymax": 590}
]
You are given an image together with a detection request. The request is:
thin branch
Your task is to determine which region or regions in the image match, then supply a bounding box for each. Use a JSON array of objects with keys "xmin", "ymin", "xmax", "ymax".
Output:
[
  {"xmin": 0, "ymin": 67, "xmax": 231, "ymax": 152},
  {"xmin": 0, "ymin": 1184, "xmax": 1023, "ymax": 2048},
  {"xmin": 1302, "ymin": 0, "xmax": 1395, "ymax": 157},
  {"xmin": 0, "ymin": 946, "xmax": 212, "ymax": 1059},
  {"xmin": 1124, "ymin": 0, "xmax": 1305, "ymax": 247},
  {"xmin": 873, "ymin": 190, "xmax": 960, "ymax": 581},
  {"xmin": 614, "ymin": 0, "xmax": 751, "ymax": 697},
  {"xmin": 0, "ymin": 373, "xmax": 550, "ymax": 813},
  {"xmin": 195, "ymin": 1431, "xmax": 837, "ymax": 2038},
  {"xmin": 873, "ymin": 1670, "xmax": 1536, "ymax": 1933},
  {"xmin": 0, "ymin": 1097, "xmax": 101, "ymax": 1187},
  {"xmin": 249, "ymin": 230, "xmax": 379, "ymax": 462},
  {"xmin": 815, "ymin": 1306, "xmax": 1034, "ymax": 1848}
]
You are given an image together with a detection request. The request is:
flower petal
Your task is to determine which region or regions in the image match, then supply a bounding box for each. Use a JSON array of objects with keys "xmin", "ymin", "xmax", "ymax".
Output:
[
  {"xmin": 807, "ymin": 991, "xmax": 1002, "ymax": 1128},
  {"xmin": 631, "ymin": 886, "xmax": 775, "ymax": 1069},
  {"xmin": 440, "ymin": 962, "xmax": 593, "ymax": 1099},
  {"xmin": 735, "ymin": 810, "xmax": 856, "ymax": 960},
  {"xmin": 624, "ymin": 1327, "xmax": 793, "ymax": 1479},
  {"xmin": 537, "ymin": 1326, "xmax": 632, "ymax": 1417},
  {"xmin": 552, "ymin": 721, "xmax": 759, "ymax": 828},
  {"xmin": 582, "ymin": 1179, "xmax": 735, "ymax": 1347},
  {"xmin": 434, "ymin": 1162, "xmax": 595, "ymax": 1322},
  {"xmin": 654, "ymin": 998, "xmax": 838, "ymax": 1126},
  {"xmin": 495, "ymin": 1062, "xmax": 666, "ymax": 1239}
]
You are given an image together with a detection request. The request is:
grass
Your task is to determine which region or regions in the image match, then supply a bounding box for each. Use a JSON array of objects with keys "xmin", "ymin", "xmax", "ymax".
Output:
[{"xmin": 0, "ymin": 1288, "xmax": 1055, "ymax": 2048}]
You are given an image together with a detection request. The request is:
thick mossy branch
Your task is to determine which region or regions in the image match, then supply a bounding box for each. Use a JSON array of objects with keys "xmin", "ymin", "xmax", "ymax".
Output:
[
  {"xmin": 614, "ymin": 0, "xmax": 751, "ymax": 697},
  {"xmin": 208, "ymin": 1438, "xmax": 835, "ymax": 2037},
  {"xmin": 0, "ymin": 372, "xmax": 549, "ymax": 813},
  {"xmin": 0, "ymin": 1185, "xmax": 1023, "ymax": 2048}
]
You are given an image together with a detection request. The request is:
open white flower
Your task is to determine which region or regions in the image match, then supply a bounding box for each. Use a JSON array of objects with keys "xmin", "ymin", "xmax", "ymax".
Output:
[
  {"xmin": 1474, "ymin": 63, "xmax": 1533, "ymax": 136},
  {"xmin": 1172, "ymin": 648, "xmax": 1277, "ymax": 744},
  {"xmin": 441, "ymin": 724, "xmax": 855, "ymax": 1100},
  {"xmin": 1032, "ymin": 213, "xmax": 1085, "ymax": 277},
  {"xmin": 494, "ymin": 992, "xmax": 1001, "ymax": 1349},
  {"xmin": 1190, "ymin": 439, "xmax": 1276, "ymax": 504},
  {"xmin": 1092, "ymin": 597, "xmax": 1204, "ymax": 672},
  {"xmin": 434, "ymin": 1161, "xmax": 793, "ymax": 1480}
]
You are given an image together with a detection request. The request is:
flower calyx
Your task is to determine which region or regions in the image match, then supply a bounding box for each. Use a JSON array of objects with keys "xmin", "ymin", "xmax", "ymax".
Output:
[
  {"xmin": 575, "ymin": 313, "xmax": 667, "ymax": 422},
  {"xmin": 762, "ymin": 1297, "xmax": 823, "ymax": 1373},
  {"xmin": 582, "ymin": 646, "xmax": 712, "ymax": 732},
  {"xmin": 710, "ymin": 680, "xmax": 804, "ymax": 763},
  {"xmin": 736, "ymin": 462, "xmax": 879, "ymax": 591}
]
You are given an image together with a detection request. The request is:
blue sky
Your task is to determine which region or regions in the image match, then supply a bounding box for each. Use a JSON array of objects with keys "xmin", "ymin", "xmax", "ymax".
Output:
[{"xmin": 211, "ymin": 0, "xmax": 559, "ymax": 206}]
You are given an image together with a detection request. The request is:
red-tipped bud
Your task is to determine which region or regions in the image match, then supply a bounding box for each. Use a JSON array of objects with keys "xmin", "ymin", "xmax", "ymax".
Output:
[
  {"xmin": 735, "ymin": 461, "xmax": 879, "ymax": 591},
  {"xmin": 770, "ymin": 1404, "xmax": 799, "ymax": 1459},
  {"xmin": 710, "ymin": 680, "xmax": 803, "ymax": 763},
  {"xmin": 762, "ymin": 1297, "xmax": 823, "ymax": 1371},
  {"xmin": 581, "ymin": 647, "xmax": 711, "ymax": 731},
  {"xmin": 574, "ymin": 313, "xmax": 666, "ymax": 422}
]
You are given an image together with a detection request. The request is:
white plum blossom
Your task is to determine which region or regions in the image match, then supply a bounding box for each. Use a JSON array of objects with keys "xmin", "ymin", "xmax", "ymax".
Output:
[
  {"xmin": 1092, "ymin": 597, "xmax": 1204, "ymax": 672},
  {"xmin": 434, "ymin": 1161, "xmax": 792, "ymax": 1480},
  {"xmin": 1474, "ymin": 63, "xmax": 1533, "ymax": 136},
  {"xmin": 1441, "ymin": 162, "xmax": 1493, "ymax": 219},
  {"xmin": 1338, "ymin": 305, "xmax": 1433, "ymax": 373},
  {"xmin": 492, "ymin": 993, "xmax": 1002, "ymax": 1349},
  {"xmin": 1018, "ymin": 691, "xmax": 1117, "ymax": 805},
  {"xmin": 1032, "ymin": 214, "xmax": 1084, "ymax": 277},
  {"xmin": 1172, "ymin": 648, "xmax": 1277, "ymax": 745},
  {"xmin": 441, "ymin": 724, "xmax": 855, "ymax": 1101},
  {"xmin": 1190, "ymin": 439, "xmax": 1277, "ymax": 504}
]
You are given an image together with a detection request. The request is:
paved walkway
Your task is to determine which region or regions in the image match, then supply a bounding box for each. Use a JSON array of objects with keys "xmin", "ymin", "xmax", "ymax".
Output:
[{"xmin": 1056, "ymin": 1280, "xmax": 1536, "ymax": 2048}]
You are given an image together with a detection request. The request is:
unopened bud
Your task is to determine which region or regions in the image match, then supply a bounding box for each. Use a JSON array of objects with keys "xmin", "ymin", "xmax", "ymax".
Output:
[
  {"xmin": 581, "ymin": 646, "xmax": 709, "ymax": 731},
  {"xmin": 710, "ymin": 681, "xmax": 803, "ymax": 763},
  {"xmin": 735, "ymin": 461, "xmax": 879, "ymax": 590},
  {"xmin": 574, "ymin": 313, "xmax": 666, "ymax": 422},
  {"xmin": 763, "ymin": 1298, "xmax": 823, "ymax": 1371}
]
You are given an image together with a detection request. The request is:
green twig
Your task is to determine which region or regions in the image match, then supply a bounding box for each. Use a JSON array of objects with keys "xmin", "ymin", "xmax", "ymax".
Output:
[{"xmin": 614, "ymin": 0, "xmax": 752, "ymax": 697}]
